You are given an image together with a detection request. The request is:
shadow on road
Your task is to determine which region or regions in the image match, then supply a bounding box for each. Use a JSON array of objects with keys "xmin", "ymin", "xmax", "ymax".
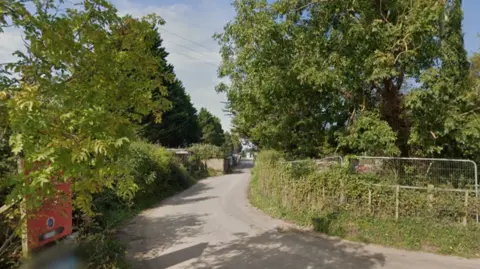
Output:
[
  {"xmin": 187, "ymin": 229, "xmax": 385, "ymax": 269},
  {"xmin": 134, "ymin": 225, "xmax": 385, "ymax": 269},
  {"xmin": 119, "ymin": 213, "xmax": 207, "ymax": 268},
  {"xmin": 156, "ymin": 181, "xmax": 215, "ymax": 207},
  {"xmin": 163, "ymin": 196, "xmax": 217, "ymax": 206},
  {"xmin": 152, "ymin": 242, "xmax": 209, "ymax": 269}
]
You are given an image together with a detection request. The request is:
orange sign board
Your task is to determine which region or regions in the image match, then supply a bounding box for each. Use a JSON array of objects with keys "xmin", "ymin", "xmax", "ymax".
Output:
[{"xmin": 25, "ymin": 167, "xmax": 72, "ymax": 250}]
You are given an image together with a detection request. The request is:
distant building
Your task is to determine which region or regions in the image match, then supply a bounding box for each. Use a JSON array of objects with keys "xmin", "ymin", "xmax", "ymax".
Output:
[{"xmin": 240, "ymin": 138, "xmax": 257, "ymax": 160}]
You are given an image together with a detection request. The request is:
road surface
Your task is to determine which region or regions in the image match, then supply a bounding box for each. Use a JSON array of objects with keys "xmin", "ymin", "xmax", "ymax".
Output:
[{"xmin": 120, "ymin": 160, "xmax": 480, "ymax": 269}]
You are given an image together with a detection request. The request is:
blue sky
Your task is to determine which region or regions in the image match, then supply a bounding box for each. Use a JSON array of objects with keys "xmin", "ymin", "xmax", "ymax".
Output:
[
  {"xmin": 0, "ymin": 0, "xmax": 479, "ymax": 131},
  {"xmin": 462, "ymin": 0, "xmax": 479, "ymax": 55}
]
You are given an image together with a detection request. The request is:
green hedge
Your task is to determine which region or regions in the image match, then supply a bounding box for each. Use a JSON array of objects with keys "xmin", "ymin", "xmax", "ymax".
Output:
[
  {"xmin": 82, "ymin": 141, "xmax": 195, "ymax": 268},
  {"xmin": 250, "ymin": 150, "xmax": 480, "ymax": 257},
  {"xmin": 188, "ymin": 143, "xmax": 223, "ymax": 160},
  {"xmin": 93, "ymin": 141, "xmax": 194, "ymax": 227}
]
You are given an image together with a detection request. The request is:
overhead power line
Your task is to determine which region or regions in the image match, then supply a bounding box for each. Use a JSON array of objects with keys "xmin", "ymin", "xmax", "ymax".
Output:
[
  {"xmin": 159, "ymin": 27, "xmax": 217, "ymax": 53},
  {"xmin": 164, "ymin": 39, "xmax": 213, "ymax": 60},
  {"xmin": 171, "ymin": 50, "xmax": 219, "ymax": 68}
]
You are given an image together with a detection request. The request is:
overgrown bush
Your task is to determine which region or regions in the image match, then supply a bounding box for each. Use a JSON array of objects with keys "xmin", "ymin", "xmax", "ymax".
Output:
[
  {"xmin": 128, "ymin": 142, "xmax": 192, "ymax": 201},
  {"xmin": 251, "ymin": 150, "xmax": 480, "ymax": 257},
  {"xmin": 187, "ymin": 144, "xmax": 226, "ymax": 176},
  {"xmin": 188, "ymin": 143, "xmax": 224, "ymax": 160},
  {"xmin": 23, "ymin": 141, "xmax": 196, "ymax": 269},
  {"xmin": 0, "ymin": 105, "xmax": 20, "ymax": 269},
  {"xmin": 64, "ymin": 141, "xmax": 196, "ymax": 269},
  {"xmin": 93, "ymin": 141, "xmax": 194, "ymax": 224}
]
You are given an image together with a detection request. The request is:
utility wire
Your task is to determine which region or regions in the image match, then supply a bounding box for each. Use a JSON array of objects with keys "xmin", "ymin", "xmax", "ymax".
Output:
[
  {"xmin": 159, "ymin": 27, "xmax": 217, "ymax": 53},
  {"xmin": 171, "ymin": 50, "xmax": 219, "ymax": 68},
  {"xmin": 158, "ymin": 28, "xmax": 222, "ymax": 68},
  {"xmin": 164, "ymin": 39, "xmax": 214, "ymax": 60}
]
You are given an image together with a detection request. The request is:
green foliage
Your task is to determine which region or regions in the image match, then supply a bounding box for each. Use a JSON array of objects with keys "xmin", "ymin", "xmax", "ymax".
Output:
[
  {"xmin": 217, "ymin": 0, "xmax": 474, "ymax": 159},
  {"xmin": 75, "ymin": 232, "xmax": 130, "ymax": 269},
  {"xmin": 85, "ymin": 141, "xmax": 194, "ymax": 269},
  {"xmin": 337, "ymin": 111, "xmax": 400, "ymax": 156},
  {"xmin": 250, "ymin": 150, "xmax": 480, "ymax": 257},
  {"xmin": 0, "ymin": 103, "xmax": 13, "ymax": 181},
  {"xmin": 94, "ymin": 141, "xmax": 193, "ymax": 216},
  {"xmin": 188, "ymin": 143, "xmax": 224, "ymax": 160},
  {"xmin": 140, "ymin": 30, "xmax": 200, "ymax": 147},
  {"xmin": 142, "ymin": 80, "xmax": 200, "ymax": 147},
  {"xmin": 222, "ymin": 132, "xmax": 234, "ymax": 154},
  {"xmin": 0, "ymin": 0, "xmax": 171, "ymax": 215},
  {"xmin": 230, "ymin": 132, "xmax": 242, "ymax": 154},
  {"xmin": 128, "ymin": 141, "xmax": 192, "ymax": 199},
  {"xmin": 222, "ymin": 131, "xmax": 243, "ymax": 155},
  {"xmin": 197, "ymin": 108, "xmax": 225, "ymax": 146}
]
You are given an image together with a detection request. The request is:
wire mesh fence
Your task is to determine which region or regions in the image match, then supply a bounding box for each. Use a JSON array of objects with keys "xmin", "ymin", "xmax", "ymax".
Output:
[
  {"xmin": 348, "ymin": 156, "xmax": 479, "ymax": 223},
  {"xmin": 315, "ymin": 156, "xmax": 343, "ymax": 169},
  {"xmin": 350, "ymin": 156, "xmax": 478, "ymax": 192},
  {"xmin": 281, "ymin": 156, "xmax": 343, "ymax": 166},
  {"xmin": 256, "ymin": 155, "xmax": 480, "ymax": 225}
]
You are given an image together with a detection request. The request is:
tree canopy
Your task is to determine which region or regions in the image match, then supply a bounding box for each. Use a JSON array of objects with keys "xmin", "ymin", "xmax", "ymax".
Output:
[
  {"xmin": 216, "ymin": 0, "xmax": 479, "ymax": 159},
  {"xmin": 197, "ymin": 108, "xmax": 225, "ymax": 146},
  {"xmin": 140, "ymin": 30, "xmax": 200, "ymax": 148},
  {"xmin": 0, "ymin": 0, "xmax": 171, "ymax": 213}
]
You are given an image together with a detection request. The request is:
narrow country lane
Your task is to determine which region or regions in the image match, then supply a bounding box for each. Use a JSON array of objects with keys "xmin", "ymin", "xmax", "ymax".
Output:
[{"xmin": 119, "ymin": 161, "xmax": 480, "ymax": 269}]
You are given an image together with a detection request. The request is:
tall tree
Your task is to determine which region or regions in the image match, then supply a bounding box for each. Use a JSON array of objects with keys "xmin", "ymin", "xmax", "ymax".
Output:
[
  {"xmin": 140, "ymin": 30, "xmax": 201, "ymax": 147},
  {"xmin": 230, "ymin": 132, "xmax": 242, "ymax": 154},
  {"xmin": 197, "ymin": 108, "xmax": 225, "ymax": 146},
  {"xmin": 216, "ymin": 0, "xmax": 472, "ymax": 158},
  {"xmin": 0, "ymin": 0, "xmax": 170, "ymax": 214},
  {"xmin": 222, "ymin": 131, "xmax": 233, "ymax": 154},
  {"xmin": 405, "ymin": 0, "xmax": 478, "ymax": 159}
]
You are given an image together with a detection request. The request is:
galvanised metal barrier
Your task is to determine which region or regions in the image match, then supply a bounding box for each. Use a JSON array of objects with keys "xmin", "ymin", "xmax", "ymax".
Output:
[{"xmin": 350, "ymin": 156, "xmax": 478, "ymax": 223}]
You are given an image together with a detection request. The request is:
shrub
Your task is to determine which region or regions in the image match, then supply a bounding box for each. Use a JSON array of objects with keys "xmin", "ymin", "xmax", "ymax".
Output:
[
  {"xmin": 188, "ymin": 143, "xmax": 223, "ymax": 160},
  {"xmin": 76, "ymin": 232, "xmax": 130, "ymax": 269},
  {"xmin": 93, "ymin": 141, "xmax": 193, "ymax": 218},
  {"xmin": 0, "ymin": 106, "xmax": 19, "ymax": 269},
  {"xmin": 85, "ymin": 141, "xmax": 194, "ymax": 268},
  {"xmin": 128, "ymin": 141, "xmax": 191, "ymax": 200},
  {"xmin": 1, "ymin": 141, "xmax": 196, "ymax": 268}
]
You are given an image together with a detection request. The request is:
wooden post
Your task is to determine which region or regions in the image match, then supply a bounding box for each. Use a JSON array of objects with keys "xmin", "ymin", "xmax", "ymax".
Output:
[
  {"xmin": 427, "ymin": 184, "xmax": 434, "ymax": 209},
  {"xmin": 340, "ymin": 178, "xmax": 345, "ymax": 204},
  {"xmin": 322, "ymin": 186, "xmax": 325, "ymax": 201},
  {"xmin": 395, "ymin": 185, "xmax": 400, "ymax": 221},
  {"xmin": 464, "ymin": 190, "xmax": 469, "ymax": 226},
  {"xmin": 368, "ymin": 188, "xmax": 372, "ymax": 214},
  {"xmin": 18, "ymin": 157, "xmax": 29, "ymax": 258}
]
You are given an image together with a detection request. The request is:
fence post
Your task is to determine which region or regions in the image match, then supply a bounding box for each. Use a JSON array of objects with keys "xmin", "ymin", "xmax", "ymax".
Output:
[
  {"xmin": 464, "ymin": 190, "xmax": 469, "ymax": 226},
  {"xmin": 340, "ymin": 178, "xmax": 345, "ymax": 204},
  {"xmin": 18, "ymin": 157, "xmax": 29, "ymax": 258},
  {"xmin": 395, "ymin": 185, "xmax": 399, "ymax": 221},
  {"xmin": 368, "ymin": 188, "xmax": 372, "ymax": 214},
  {"xmin": 474, "ymin": 161, "xmax": 478, "ymax": 223},
  {"xmin": 322, "ymin": 186, "xmax": 325, "ymax": 201},
  {"xmin": 427, "ymin": 184, "xmax": 434, "ymax": 209}
]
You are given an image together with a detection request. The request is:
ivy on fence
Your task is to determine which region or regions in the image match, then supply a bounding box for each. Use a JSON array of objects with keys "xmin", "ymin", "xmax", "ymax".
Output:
[{"xmin": 254, "ymin": 151, "xmax": 480, "ymax": 226}]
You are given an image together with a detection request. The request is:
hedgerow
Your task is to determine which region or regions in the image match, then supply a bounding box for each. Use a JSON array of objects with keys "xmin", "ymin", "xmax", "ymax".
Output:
[{"xmin": 250, "ymin": 150, "xmax": 480, "ymax": 257}]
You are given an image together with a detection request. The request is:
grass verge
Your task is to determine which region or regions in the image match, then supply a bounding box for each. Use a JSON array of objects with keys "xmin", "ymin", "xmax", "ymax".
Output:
[{"xmin": 249, "ymin": 167, "xmax": 480, "ymax": 258}]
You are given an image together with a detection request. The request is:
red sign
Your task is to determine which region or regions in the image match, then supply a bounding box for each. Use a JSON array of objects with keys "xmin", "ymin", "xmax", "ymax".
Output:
[{"xmin": 25, "ymin": 166, "xmax": 72, "ymax": 250}]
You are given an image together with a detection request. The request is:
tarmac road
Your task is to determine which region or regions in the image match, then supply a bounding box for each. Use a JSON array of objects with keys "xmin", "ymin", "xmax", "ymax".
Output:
[{"xmin": 120, "ymin": 160, "xmax": 480, "ymax": 269}]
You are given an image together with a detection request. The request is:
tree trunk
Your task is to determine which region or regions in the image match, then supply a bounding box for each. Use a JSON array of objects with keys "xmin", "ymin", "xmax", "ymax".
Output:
[{"xmin": 380, "ymin": 79, "xmax": 410, "ymax": 156}]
